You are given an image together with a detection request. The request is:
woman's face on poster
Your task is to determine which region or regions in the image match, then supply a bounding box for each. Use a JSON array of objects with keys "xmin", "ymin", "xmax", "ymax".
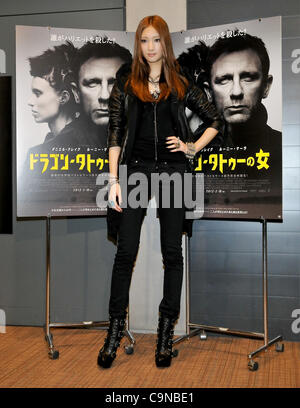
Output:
[{"xmin": 28, "ymin": 77, "xmax": 61, "ymax": 123}]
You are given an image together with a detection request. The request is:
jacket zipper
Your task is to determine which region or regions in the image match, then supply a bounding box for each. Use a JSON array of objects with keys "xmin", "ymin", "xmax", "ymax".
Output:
[{"xmin": 153, "ymin": 102, "xmax": 158, "ymax": 162}]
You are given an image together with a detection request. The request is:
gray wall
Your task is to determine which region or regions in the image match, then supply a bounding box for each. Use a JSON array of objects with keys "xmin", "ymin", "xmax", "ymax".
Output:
[
  {"xmin": 0, "ymin": 0, "xmax": 125, "ymax": 325},
  {"xmin": 188, "ymin": 0, "xmax": 300, "ymax": 341}
]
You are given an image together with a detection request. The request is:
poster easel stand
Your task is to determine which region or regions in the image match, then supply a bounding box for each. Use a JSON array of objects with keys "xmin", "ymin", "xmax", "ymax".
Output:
[
  {"xmin": 44, "ymin": 215, "xmax": 135, "ymax": 359},
  {"xmin": 173, "ymin": 217, "xmax": 284, "ymax": 371}
]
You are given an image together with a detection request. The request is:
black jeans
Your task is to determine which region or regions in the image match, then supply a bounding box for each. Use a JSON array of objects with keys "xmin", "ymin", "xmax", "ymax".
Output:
[{"xmin": 109, "ymin": 158, "xmax": 187, "ymax": 320}]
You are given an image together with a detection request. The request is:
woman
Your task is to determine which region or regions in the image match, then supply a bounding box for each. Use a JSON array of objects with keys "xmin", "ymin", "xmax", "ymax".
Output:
[{"xmin": 98, "ymin": 15, "xmax": 223, "ymax": 369}]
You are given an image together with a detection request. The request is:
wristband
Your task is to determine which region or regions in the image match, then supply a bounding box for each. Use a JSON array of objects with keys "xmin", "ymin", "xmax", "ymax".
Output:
[
  {"xmin": 109, "ymin": 180, "xmax": 119, "ymax": 187},
  {"xmin": 109, "ymin": 175, "xmax": 119, "ymax": 186},
  {"xmin": 185, "ymin": 142, "xmax": 196, "ymax": 159}
]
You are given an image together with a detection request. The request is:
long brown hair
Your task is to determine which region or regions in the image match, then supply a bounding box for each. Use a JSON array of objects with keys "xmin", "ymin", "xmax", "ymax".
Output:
[{"xmin": 126, "ymin": 15, "xmax": 188, "ymax": 102}]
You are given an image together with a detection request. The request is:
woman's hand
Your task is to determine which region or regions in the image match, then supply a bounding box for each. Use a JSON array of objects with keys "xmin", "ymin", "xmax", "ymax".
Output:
[
  {"xmin": 108, "ymin": 182, "xmax": 123, "ymax": 212},
  {"xmin": 166, "ymin": 136, "xmax": 187, "ymax": 154}
]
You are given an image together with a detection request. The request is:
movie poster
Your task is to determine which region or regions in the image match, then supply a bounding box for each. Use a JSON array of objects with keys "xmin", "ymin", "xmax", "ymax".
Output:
[
  {"xmin": 172, "ymin": 16, "xmax": 282, "ymax": 220},
  {"xmin": 16, "ymin": 26, "xmax": 134, "ymax": 217},
  {"xmin": 17, "ymin": 18, "xmax": 282, "ymax": 221}
]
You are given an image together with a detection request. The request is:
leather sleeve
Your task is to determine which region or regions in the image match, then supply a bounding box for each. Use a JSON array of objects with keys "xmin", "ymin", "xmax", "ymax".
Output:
[
  {"xmin": 107, "ymin": 81, "xmax": 126, "ymax": 148},
  {"xmin": 185, "ymin": 84, "xmax": 224, "ymax": 133}
]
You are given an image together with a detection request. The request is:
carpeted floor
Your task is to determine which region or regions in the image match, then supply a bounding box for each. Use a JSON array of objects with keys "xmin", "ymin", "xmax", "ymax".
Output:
[{"xmin": 0, "ymin": 326, "xmax": 299, "ymax": 388}]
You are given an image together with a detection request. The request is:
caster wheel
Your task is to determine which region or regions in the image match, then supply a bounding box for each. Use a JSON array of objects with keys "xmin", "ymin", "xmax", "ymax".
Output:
[
  {"xmin": 48, "ymin": 350, "xmax": 59, "ymax": 360},
  {"xmin": 172, "ymin": 349, "xmax": 179, "ymax": 358},
  {"xmin": 248, "ymin": 360, "xmax": 258, "ymax": 371},
  {"xmin": 199, "ymin": 331, "xmax": 207, "ymax": 341},
  {"xmin": 124, "ymin": 345, "xmax": 134, "ymax": 355},
  {"xmin": 275, "ymin": 342, "xmax": 284, "ymax": 352}
]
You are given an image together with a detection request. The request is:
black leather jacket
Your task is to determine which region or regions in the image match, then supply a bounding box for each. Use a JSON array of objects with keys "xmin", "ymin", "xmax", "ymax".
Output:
[
  {"xmin": 107, "ymin": 63, "xmax": 224, "ymax": 168},
  {"xmin": 106, "ymin": 63, "xmax": 224, "ymax": 241}
]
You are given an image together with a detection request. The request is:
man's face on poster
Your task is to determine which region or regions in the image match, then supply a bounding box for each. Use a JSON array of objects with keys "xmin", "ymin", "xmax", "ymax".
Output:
[
  {"xmin": 210, "ymin": 49, "xmax": 270, "ymax": 125},
  {"xmin": 78, "ymin": 56, "xmax": 123, "ymax": 126}
]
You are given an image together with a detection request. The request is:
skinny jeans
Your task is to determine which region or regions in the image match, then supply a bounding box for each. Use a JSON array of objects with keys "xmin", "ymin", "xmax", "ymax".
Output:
[{"xmin": 109, "ymin": 158, "xmax": 187, "ymax": 319}]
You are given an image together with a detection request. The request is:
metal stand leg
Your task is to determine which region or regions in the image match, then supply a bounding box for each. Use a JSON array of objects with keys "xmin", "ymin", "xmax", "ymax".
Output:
[
  {"xmin": 173, "ymin": 222, "xmax": 284, "ymax": 371},
  {"xmin": 44, "ymin": 215, "xmax": 59, "ymax": 359},
  {"xmin": 173, "ymin": 234, "xmax": 202, "ymax": 346},
  {"xmin": 44, "ymin": 215, "xmax": 111, "ymax": 359},
  {"xmin": 185, "ymin": 233, "xmax": 190, "ymax": 338},
  {"xmin": 123, "ymin": 309, "xmax": 136, "ymax": 355},
  {"xmin": 247, "ymin": 219, "xmax": 284, "ymax": 371}
]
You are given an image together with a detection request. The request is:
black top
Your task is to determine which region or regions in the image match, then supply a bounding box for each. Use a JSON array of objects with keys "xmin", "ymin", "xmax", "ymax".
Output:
[{"xmin": 132, "ymin": 96, "xmax": 186, "ymax": 163}]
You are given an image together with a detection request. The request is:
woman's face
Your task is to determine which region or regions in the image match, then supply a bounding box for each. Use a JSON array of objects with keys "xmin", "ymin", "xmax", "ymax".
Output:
[
  {"xmin": 140, "ymin": 25, "xmax": 163, "ymax": 65},
  {"xmin": 28, "ymin": 76, "xmax": 61, "ymax": 123}
]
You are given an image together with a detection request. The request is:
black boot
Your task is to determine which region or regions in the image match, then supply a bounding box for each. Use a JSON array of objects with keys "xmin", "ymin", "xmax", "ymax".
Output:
[
  {"xmin": 155, "ymin": 315, "xmax": 177, "ymax": 367},
  {"xmin": 97, "ymin": 317, "xmax": 126, "ymax": 368}
]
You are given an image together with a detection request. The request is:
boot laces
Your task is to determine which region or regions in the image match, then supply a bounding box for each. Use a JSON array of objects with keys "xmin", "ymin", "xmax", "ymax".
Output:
[
  {"xmin": 104, "ymin": 318, "xmax": 125, "ymax": 351},
  {"xmin": 157, "ymin": 317, "xmax": 175, "ymax": 351}
]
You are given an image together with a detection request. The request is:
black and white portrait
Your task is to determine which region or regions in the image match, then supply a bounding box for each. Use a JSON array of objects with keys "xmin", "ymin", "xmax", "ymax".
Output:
[
  {"xmin": 173, "ymin": 17, "xmax": 282, "ymax": 220},
  {"xmin": 16, "ymin": 26, "xmax": 133, "ymax": 217}
]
